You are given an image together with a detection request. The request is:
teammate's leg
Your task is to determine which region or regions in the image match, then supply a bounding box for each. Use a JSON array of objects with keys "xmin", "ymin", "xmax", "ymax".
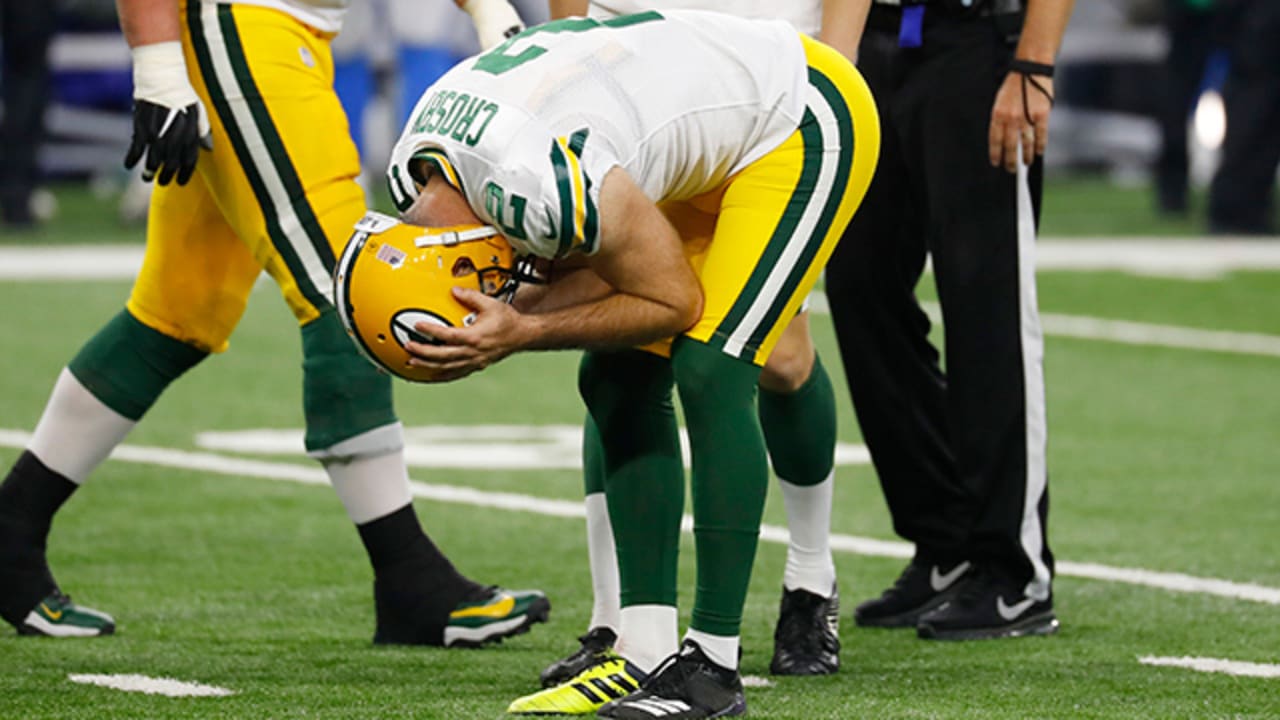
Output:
[
  {"xmin": 187, "ymin": 3, "xmax": 547, "ymax": 646},
  {"xmin": 0, "ymin": 156, "xmax": 259, "ymax": 637},
  {"xmin": 757, "ymin": 312, "xmax": 841, "ymax": 675},
  {"xmin": 536, "ymin": 413, "xmax": 621, "ymax": 689}
]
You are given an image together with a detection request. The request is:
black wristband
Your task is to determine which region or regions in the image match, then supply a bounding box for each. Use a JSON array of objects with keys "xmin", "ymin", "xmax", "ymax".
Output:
[{"xmin": 1009, "ymin": 59, "xmax": 1055, "ymax": 78}]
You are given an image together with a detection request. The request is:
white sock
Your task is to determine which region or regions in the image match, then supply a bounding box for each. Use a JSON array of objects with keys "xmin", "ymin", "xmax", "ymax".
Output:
[
  {"xmin": 311, "ymin": 424, "xmax": 413, "ymax": 525},
  {"xmin": 683, "ymin": 628, "xmax": 739, "ymax": 671},
  {"xmin": 779, "ymin": 472, "xmax": 837, "ymax": 597},
  {"xmin": 616, "ymin": 604, "xmax": 679, "ymax": 674},
  {"xmin": 584, "ymin": 492, "xmax": 621, "ymax": 633},
  {"xmin": 324, "ymin": 450, "xmax": 414, "ymax": 524},
  {"xmin": 27, "ymin": 369, "xmax": 136, "ymax": 484}
]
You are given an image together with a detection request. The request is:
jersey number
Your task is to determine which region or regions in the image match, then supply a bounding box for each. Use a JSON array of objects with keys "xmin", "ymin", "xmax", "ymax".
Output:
[{"xmin": 472, "ymin": 11, "xmax": 663, "ymax": 76}]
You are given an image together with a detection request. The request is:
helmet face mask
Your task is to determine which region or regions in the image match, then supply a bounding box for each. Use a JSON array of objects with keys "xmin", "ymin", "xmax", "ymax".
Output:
[{"xmin": 333, "ymin": 212, "xmax": 522, "ymax": 382}]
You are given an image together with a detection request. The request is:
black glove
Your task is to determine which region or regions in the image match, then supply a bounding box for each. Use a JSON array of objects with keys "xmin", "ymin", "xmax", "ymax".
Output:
[
  {"xmin": 124, "ymin": 99, "xmax": 213, "ymax": 186},
  {"xmin": 124, "ymin": 42, "xmax": 213, "ymax": 186}
]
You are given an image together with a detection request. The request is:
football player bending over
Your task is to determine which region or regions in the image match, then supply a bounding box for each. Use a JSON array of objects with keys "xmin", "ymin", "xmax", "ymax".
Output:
[
  {"xmin": 0, "ymin": 0, "xmax": 548, "ymax": 647},
  {"xmin": 336, "ymin": 10, "xmax": 878, "ymax": 717},
  {"xmin": 533, "ymin": 0, "xmax": 874, "ymax": 685}
]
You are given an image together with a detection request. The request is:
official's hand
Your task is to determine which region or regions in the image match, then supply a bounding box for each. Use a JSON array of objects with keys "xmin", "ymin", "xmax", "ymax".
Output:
[
  {"xmin": 403, "ymin": 288, "xmax": 523, "ymax": 382},
  {"xmin": 988, "ymin": 70, "xmax": 1054, "ymax": 174},
  {"xmin": 125, "ymin": 42, "xmax": 213, "ymax": 186}
]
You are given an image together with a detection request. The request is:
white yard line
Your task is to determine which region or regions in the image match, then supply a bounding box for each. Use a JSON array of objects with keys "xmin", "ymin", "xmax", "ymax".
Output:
[
  {"xmin": 1138, "ymin": 656, "xmax": 1280, "ymax": 679},
  {"xmin": 0, "ymin": 245, "xmax": 146, "ymax": 281},
  {"xmin": 3, "ymin": 244, "xmax": 1280, "ymax": 358},
  {"xmin": 2, "ymin": 429, "xmax": 1276, "ymax": 607},
  {"xmin": 1034, "ymin": 239, "xmax": 1280, "ymax": 279},
  {"xmin": 67, "ymin": 673, "xmax": 236, "ymax": 697},
  {"xmin": 194, "ymin": 427, "xmax": 873, "ymax": 469},
  {"xmin": 5, "ymin": 240, "xmax": 1280, "ymax": 281},
  {"xmin": 804, "ymin": 295, "xmax": 1280, "ymax": 359}
]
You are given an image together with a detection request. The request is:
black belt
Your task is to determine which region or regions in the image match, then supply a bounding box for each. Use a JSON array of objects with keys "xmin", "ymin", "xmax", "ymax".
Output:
[
  {"xmin": 866, "ymin": 0, "xmax": 1024, "ymax": 36},
  {"xmin": 870, "ymin": 0, "xmax": 1022, "ymax": 11}
]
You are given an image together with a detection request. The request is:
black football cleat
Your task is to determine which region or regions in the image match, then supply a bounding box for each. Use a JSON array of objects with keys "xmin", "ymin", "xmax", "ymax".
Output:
[
  {"xmin": 597, "ymin": 640, "xmax": 745, "ymax": 719},
  {"xmin": 373, "ymin": 575, "xmax": 549, "ymax": 648},
  {"xmin": 770, "ymin": 585, "xmax": 840, "ymax": 676},
  {"xmin": 854, "ymin": 557, "xmax": 971, "ymax": 628},
  {"xmin": 540, "ymin": 625, "xmax": 618, "ymax": 688}
]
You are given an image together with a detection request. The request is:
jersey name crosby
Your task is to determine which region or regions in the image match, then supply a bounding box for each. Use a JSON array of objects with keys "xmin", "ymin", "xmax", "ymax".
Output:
[{"xmin": 388, "ymin": 10, "xmax": 808, "ymax": 260}]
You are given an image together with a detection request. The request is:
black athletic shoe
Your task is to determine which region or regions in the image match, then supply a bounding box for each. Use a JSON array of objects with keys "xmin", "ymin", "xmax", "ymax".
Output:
[
  {"xmin": 916, "ymin": 568, "xmax": 1058, "ymax": 641},
  {"xmin": 770, "ymin": 585, "xmax": 840, "ymax": 676},
  {"xmin": 373, "ymin": 575, "xmax": 549, "ymax": 647},
  {"xmin": 598, "ymin": 640, "xmax": 746, "ymax": 719},
  {"xmin": 854, "ymin": 557, "xmax": 972, "ymax": 628},
  {"xmin": 540, "ymin": 625, "xmax": 618, "ymax": 688}
]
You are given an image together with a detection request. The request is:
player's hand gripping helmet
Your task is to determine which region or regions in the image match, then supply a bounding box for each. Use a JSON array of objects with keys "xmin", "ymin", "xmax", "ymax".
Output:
[{"xmin": 334, "ymin": 211, "xmax": 529, "ymax": 382}]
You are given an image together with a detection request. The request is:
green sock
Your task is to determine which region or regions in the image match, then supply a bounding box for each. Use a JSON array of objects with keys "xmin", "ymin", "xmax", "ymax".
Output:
[
  {"xmin": 758, "ymin": 353, "xmax": 836, "ymax": 486},
  {"xmin": 578, "ymin": 350, "xmax": 683, "ymax": 607},
  {"xmin": 672, "ymin": 339, "xmax": 766, "ymax": 637},
  {"xmin": 582, "ymin": 412, "xmax": 605, "ymax": 496}
]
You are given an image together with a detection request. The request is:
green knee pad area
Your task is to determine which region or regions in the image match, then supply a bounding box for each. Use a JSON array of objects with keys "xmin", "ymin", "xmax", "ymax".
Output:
[
  {"xmin": 301, "ymin": 310, "xmax": 396, "ymax": 452},
  {"xmin": 758, "ymin": 353, "xmax": 837, "ymax": 486},
  {"xmin": 68, "ymin": 310, "xmax": 207, "ymax": 421}
]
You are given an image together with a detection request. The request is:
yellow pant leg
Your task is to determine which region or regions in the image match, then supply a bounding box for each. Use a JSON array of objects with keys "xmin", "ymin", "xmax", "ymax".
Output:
[
  {"xmin": 128, "ymin": 4, "xmax": 367, "ymax": 351},
  {"xmin": 680, "ymin": 34, "xmax": 879, "ymax": 366},
  {"xmin": 182, "ymin": 2, "xmax": 366, "ymax": 325},
  {"xmin": 127, "ymin": 172, "xmax": 262, "ymax": 354}
]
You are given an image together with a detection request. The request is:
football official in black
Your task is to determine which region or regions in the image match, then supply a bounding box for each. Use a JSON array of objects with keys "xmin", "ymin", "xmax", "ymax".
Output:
[{"xmin": 825, "ymin": 0, "xmax": 1074, "ymax": 640}]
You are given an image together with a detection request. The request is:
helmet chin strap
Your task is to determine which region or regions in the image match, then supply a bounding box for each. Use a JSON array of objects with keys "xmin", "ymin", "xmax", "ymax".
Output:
[{"xmin": 414, "ymin": 225, "xmax": 504, "ymax": 247}]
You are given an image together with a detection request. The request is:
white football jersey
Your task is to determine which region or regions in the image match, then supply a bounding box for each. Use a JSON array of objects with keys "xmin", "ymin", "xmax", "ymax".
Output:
[
  {"xmin": 210, "ymin": 0, "xmax": 349, "ymax": 33},
  {"xmin": 589, "ymin": 0, "xmax": 822, "ymax": 35},
  {"xmin": 387, "ymin": 10, "xmax": 807, "ymax": 259}
]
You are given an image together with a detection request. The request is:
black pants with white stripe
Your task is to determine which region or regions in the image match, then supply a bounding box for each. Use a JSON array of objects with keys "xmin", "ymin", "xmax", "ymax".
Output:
[
  {"xmin": 0, "ymin": 0, "xmax": 58, "ymax": 220},
  {"xmin": 1208, "ymin": 0, "xmax": 1280, "ymax": 234},
  {"xmin": 825, "ymin": 7, "xmax": 1055, "ymax": 596}
]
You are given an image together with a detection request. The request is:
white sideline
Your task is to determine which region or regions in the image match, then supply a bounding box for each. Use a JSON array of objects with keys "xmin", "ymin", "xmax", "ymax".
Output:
[
  {"xmin": 1138, "ymin": 656, "xmax": 1280, "ymax": 679},
  {"xmin": 67, "ymin": 673, "xmax": 236, "ymax": 697},
  {"xmin": 1, "ymin": 429, "xmax": 1277, "ymax": 607}
]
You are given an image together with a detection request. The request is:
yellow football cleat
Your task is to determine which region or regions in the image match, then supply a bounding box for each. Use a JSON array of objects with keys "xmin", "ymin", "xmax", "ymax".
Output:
[{"xmin": 507, "ymin": 651, "xmax": 646, "ymax": 715}]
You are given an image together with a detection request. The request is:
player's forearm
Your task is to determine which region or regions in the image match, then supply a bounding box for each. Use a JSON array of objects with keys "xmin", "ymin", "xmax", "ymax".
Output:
[
  {"xmin": 1015, "ymin": 0, "xmax": 1075, "ymax": 63},
  {"xmin": 512, "ymin": 291, "xmax": 699, "ymax": 352},
  {"xmin": 513, "ymin": 264, "xmax": 614, "ymax": 315},
  {"xmin": 548, "ymin": 0, "xmax": 589, "ymax": 19},
  {"xmin": 115, "ymin": 0, "xmax": 182, "ymax": 47},
  {"xmin": 820, "ymin": 0, "xmax": 872, "ymax": 62}
]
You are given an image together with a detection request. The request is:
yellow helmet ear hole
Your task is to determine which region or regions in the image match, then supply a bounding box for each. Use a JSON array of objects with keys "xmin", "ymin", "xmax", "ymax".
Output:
[{"xmin": 452, "ymin": 256, "xmax": 477, "ymax": 277}]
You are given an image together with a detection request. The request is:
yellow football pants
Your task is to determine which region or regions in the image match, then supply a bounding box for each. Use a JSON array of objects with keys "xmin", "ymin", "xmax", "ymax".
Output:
[
  {"xmin": 645, "ymin": 34, "xmax": 879, "ymax": 366},
  {"xmin": 126, "ymin": 2, "xmax": 365, "ymax": 353}
]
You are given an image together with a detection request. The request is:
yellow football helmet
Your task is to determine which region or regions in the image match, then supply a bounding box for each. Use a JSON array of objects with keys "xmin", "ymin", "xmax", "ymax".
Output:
[{"xmin": 333, "ymin": 211, "xmax": 520, "ymax": 383}]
